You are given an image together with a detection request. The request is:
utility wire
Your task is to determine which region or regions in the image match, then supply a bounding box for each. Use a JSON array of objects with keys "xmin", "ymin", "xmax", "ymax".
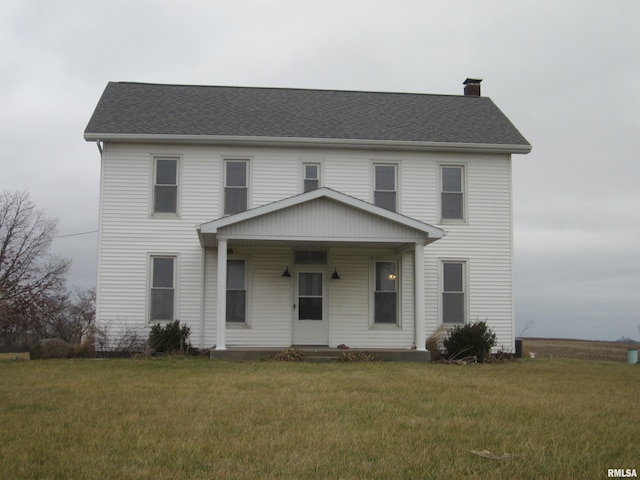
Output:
[{"xmin": 53, "ymin": 230, "xmax": 98, "ymax": 239}]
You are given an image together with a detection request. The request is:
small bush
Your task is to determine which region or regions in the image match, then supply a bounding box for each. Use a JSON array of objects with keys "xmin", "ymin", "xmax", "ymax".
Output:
[
  {"xmin": 443, "ymin": 321, "xmax": 497, "ymax": 363},
  {"xmin": 149, "ymin": 320, "xmax": 191, "ymax": 354}
]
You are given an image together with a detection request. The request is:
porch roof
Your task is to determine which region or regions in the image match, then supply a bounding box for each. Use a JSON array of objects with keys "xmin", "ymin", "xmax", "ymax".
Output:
[{"xmin": 196, "ymin": 188, "xmax": 446, "ymax": 249}]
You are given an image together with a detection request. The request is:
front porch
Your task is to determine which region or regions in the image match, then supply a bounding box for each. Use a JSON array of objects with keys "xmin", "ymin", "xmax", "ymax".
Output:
[
  {"xmin": 210, "ymin": 346, "xmax": 431, "ymax": 362},
  {"xmin": 197, "ymin": 188, "xmax": 446, "ymax": 352}
]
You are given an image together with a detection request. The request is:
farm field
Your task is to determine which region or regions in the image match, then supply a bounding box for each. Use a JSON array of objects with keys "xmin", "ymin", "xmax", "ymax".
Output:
[
  {"xmin": 522, "ymin": 337, "xmax": 639, "ymax": 362},
  {"xmin": 1, "ymin": 353, "xmax": 638, "ymax": 479}
]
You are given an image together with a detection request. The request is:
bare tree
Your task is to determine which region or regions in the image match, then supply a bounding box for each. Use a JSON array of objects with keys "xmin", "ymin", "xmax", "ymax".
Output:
[
  {"xmin": 35, "ymin": 287, "xmax": 96, "ymax": 344},
  {"xmin": 0, "ymin": 190, "xmax": 70, "ymax": 336}
]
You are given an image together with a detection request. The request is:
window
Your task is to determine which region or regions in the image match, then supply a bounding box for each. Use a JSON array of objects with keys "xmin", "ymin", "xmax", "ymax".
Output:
[
  {"xmin": 374, "ymin": 164, "xmax": 397, "ymax": 212},
  {"xmin": 224, "ymin": 160, "xmax": 248, "ymax": 215},
  {"xmin": 226, "ymin": 259, "xmax": 246, "ymax": 323},
  {"xmin": 374, "ymin": 261, "xmax": 398, "ymax": 324},
  {"xmin": 303, "ymin": 163, "xmax": 320, "ymax": 192},
  {"xmin": 294, "ymin": 250, "xmax": 327, "ymax": 265},
  {"xmin": 153, "ymin": 158, "xmax": 178, "ymax": 214},
  {"xmin": 442, "ymin": 262, "xmax": 465, "ymax": 324},
  {"xmin": 441, "ymin": 166, "xmax": 464, "ymax": 220},
  {"xmin": 150, "ymin": 256, "xmax": 175, "ymax": 321}
]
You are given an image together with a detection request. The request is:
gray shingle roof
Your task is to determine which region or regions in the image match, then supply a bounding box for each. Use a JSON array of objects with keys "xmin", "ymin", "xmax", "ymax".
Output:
[{"xmin": 84, "ymin": 82, "xmax": 530, "ymax": 151}]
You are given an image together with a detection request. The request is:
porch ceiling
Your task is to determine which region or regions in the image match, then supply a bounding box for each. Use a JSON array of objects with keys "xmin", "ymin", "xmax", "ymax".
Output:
[{"xmin": 197, "ymin": 188, "xmax": 446, "ymax": 249}]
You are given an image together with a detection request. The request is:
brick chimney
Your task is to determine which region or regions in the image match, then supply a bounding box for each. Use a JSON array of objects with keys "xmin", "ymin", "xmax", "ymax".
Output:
[{"xmin": 463, "ymin": 78, "xmax": 482, "ymax": 96}]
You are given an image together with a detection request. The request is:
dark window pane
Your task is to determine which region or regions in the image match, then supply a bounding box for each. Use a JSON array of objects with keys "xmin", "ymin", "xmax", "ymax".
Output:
[
  {"xmin": 155, "ymin": 185, "xmax": 177, "ymax": 213},
  {"xmin": 294, "ymin": 251, "xmax": 327, "ymax": 265},
  {"xmin": 305, "ymin": 165, "xmax": 318, "ymax": 179},
  {"xmin": 299, "ymin": 273, "xmax": 322, "ymax": 296},
  {"xmin": 304, "ymin": 179, "xmax": 319, "ymax": 192},
  {"xmin": 156, "ymin": 159, "xmax": 177, "ymax": 185},
  {"xmin": 374, "ymin": 292, "xmax": 397, "ymax": 324},
  {"xmin": 227, "ymin": 260, "xmax": 245, "ymax": 289},
  {"xmin": 442, "ymin": 167, "xmax": 461, "ymax": 192},
  {"xmin": 443, "ymin": 263, "xmax": 463, "ymax": 292},
  {"xmin": 151, "ymin": 288, "xmax": 174, "ymax": 320},
  {"xmin": 375, "ymin": 165, "xmax": 395, "ymax": 190},
  {"xmin": 299, "ymin": 298, "xmax": 322, "ymax": 320},
  {"xmin": 153, "ymin": 258, "xmax": 174, "ymax": 288},
  {"xmin": 226, "ymin": 291, "xmax": 246, "ymax": 323},
  {"xmin": 375, "ymin": 262, "xmax": 397, "ymax": 291},
  {"xmin": 441, "ymin": 192, "xmax": 463, "ymax": 219},
  {"xmin": 226, "ymin": 162, "xmax": 247, "ymax": 187},
  {"xmin": 224, "ymin": 188, "xmax": 247, "ymax": 214},
  {"xmin": 443, "ymin": 292, "xmax": 464, "ymax": 323},
  {"xmin": 374, "ymin": 191, "xmax": 396, "ymax": 211}
]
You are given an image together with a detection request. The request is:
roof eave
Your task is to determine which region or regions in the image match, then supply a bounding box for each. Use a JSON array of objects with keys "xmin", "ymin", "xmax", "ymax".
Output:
[{"xmin": 83, "ymin": 133, "xmax": 532, "ymax": 154}]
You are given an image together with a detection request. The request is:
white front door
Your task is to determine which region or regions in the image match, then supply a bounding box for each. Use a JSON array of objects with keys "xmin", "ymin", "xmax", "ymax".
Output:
[{"xmin": 292, "ymin": 270, "xmax": 328, "ymax": 345}]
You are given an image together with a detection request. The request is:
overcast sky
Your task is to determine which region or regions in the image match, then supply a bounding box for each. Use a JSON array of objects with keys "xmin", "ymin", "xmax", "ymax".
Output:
[{"xmin": 1, "ymin": 0, "xmax": 638, "ymax": 341}]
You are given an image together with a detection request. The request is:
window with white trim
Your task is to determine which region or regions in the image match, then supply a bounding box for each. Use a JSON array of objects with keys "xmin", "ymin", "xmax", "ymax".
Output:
[
  {"xmin": 441, "ymin": 166, "xmax": 464, "ymax": 220},
  {"xmin": 226, "ymin": 259, "xmax": 246, "ymax": 323},
  {"xmin": 150, "ymin": 256, "xmax": 176, "ymax": 322},
  {"xmin": 374, "ymin": 260, "xmax": 398, "ymax": 324},
  {"xmin": 303, "ymin": 163, "xmax": 320, "ymax": 192},
  {"xmin": 153, "ymin": 158, "xmax": 178, "ymax": 214},
  {"xmin": 442, "ymin": 261, "xmax": 465, "ymax": 324},
  {"xmin": 374, "ymin": 164, "xmax": 397, "ymax": 212},
  {"xmin": 224, "ymin": 160, "xmax": 248, "ymax": 215}
]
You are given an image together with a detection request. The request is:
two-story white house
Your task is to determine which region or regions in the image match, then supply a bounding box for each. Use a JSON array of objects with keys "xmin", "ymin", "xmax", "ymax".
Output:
[{"xmin": 84, "ymin": 79, "xmax": 530, "ymax": 355}]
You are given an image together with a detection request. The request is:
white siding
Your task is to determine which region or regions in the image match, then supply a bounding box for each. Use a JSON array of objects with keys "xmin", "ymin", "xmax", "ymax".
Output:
[
  {"xmin": 426, "ymin": 154, "xmax": 514, "ymax": 350},
  {"xmin": 219, "ymin": 197, "xmax": 425, "ymax": 243},
  {"xmin": 97, "ymin": 143, "xmax": 515, "ymax": 351},
  {"xmin": 204, "ymin": 247, "xmax": 292, "ymax": 348},
  {"xmin": 328, "ymin": 249, "xmax": 415, "ymax": 349}
]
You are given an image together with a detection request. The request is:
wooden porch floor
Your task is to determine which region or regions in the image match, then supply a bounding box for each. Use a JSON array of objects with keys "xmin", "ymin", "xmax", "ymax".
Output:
[{"xmin": 210, "ymin": 347, "xmax": 430, "ymax": 362}]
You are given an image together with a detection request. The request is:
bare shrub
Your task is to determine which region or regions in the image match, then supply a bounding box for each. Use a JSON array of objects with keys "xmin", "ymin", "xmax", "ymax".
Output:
[
  {"xmin": 426, "ymin": 326, "xmax": 448, "ymax": 362},
  {"xmin": 274, "ymin": 348, "xmax": 303, "ymax": 361},
  {"xmin": 94, "ymin": 320, "xmax": 148, "ymax": 357}
]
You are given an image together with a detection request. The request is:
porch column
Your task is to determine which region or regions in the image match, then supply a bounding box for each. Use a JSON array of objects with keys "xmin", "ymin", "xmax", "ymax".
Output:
[
  {"xmin": 414, "ymin": 242, "xmax": 426, "ymax": 351},
  {"xmin": 216, "ymin": 239, "xmax": 227, "ymax": 350}
]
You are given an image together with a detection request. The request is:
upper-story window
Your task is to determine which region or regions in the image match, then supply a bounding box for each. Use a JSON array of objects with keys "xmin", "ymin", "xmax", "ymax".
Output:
[
  {"xmin": 224, "ymin": 160, "xmax": 249, "ymax": 215},
  {"xmin": 374, "ymin": 164, "xmax": 397, "ymax": 212},
  {"xmin": 303, "ymin": 163, "xmax": 320, "ymax": 192},
  {"xmin": 153, "ymin": 157, "xmax": 178, "ymax": 214},
  {"xmin": 441, "ymin": 166, "xmax": 464, "ymax": 220}
]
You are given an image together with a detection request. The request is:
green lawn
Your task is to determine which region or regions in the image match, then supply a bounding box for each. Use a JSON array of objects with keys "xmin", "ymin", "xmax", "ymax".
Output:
[{"xmin": 1, "ymin": 357, "xmax": 637, "ymax": 479}]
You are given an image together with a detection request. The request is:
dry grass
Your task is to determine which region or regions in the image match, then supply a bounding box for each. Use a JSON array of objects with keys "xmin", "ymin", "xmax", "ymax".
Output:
[
  {"xmin": 1, "ymin": 356, "xmax": 638, "ymax": 479},
  {"xmin": 522, "ymin": 337, "xmax": 638, "ymax": 362}
]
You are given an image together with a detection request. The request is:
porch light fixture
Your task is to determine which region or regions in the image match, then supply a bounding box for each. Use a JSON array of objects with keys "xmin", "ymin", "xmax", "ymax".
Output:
[
  {"xmin": 282, "ymin": 266, "xmax": 291, "ymax": 278},
  {"xmin": 388, "ymin": 273, "xmax": 397, "ymax": 280},
  {"xmin": 331, "ymin": 268, "xmax": 341, "ymax": 280}
]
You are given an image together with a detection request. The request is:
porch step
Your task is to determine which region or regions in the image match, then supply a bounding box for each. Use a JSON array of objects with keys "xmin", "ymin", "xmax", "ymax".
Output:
[
  {"xmin": 210, "ymin": 347, "xmax": 430, "ymax": 362},
  {"xmin": 298, "ymin": 348, "xmax": 348, "ymax": 362}
]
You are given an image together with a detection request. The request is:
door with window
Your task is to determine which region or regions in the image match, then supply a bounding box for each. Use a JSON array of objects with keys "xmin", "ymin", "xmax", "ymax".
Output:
[{"xmin": 292, "ymin": 270, "xmax": 328, "ymax": 345}]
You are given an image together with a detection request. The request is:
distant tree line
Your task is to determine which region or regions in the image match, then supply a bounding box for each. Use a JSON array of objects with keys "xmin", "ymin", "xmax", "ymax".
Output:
[{"xmin": 0, "ymin": 190, "xmax": 95, "ymax": 351}]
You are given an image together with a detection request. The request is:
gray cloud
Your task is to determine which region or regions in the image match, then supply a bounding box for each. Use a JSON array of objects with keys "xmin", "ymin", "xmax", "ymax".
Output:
[{"xmin": 1, "ymin": 0, "xmax": 638, "ymax": 340}]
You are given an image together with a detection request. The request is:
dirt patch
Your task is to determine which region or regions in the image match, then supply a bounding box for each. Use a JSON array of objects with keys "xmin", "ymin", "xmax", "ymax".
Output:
[{"xmin": 521, "ymin": 338, "xmax": 639, "ymax": 362}]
